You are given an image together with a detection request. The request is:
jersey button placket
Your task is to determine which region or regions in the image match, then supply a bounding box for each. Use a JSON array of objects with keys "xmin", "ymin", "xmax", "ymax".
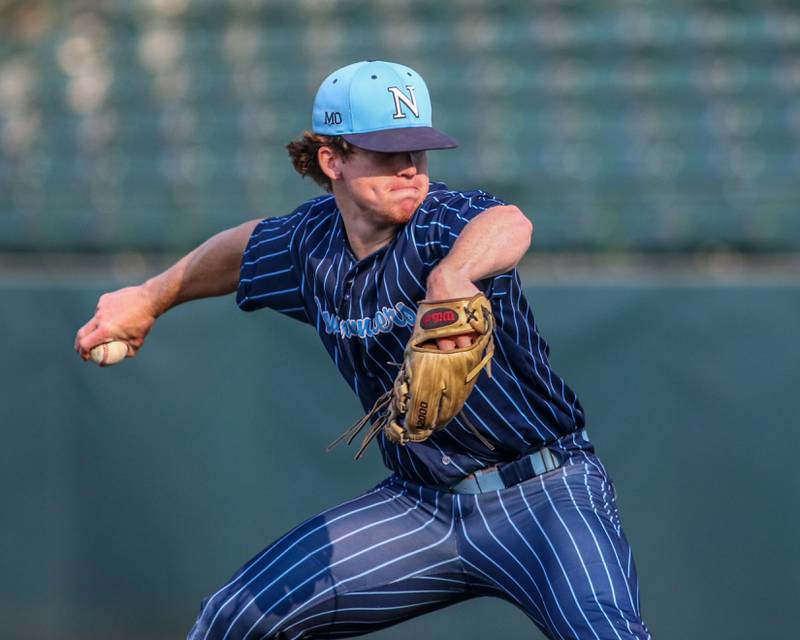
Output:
[
  {"xmin": 337, "ymin": 268, "xmax": 355, "ymax": 312},
  {"xmin": 342, "ymin": 266, "xmax": 357, "ymax": 304}
]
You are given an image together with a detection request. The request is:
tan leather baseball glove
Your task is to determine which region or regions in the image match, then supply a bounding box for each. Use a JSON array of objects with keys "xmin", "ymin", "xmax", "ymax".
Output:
[{"xmin": 328, "ymin": 293, "xmax": 496, "ymax": 459}]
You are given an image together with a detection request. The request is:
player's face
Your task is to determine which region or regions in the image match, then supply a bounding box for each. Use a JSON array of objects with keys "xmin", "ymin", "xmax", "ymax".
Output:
[{"xmin": 338, "ymin": 148, "xmax": 429, "ymax": 224}]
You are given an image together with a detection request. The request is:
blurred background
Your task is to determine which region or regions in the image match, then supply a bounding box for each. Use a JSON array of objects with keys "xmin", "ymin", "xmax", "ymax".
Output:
[{"xmin": 1, "ymin": 0, "xmax": 798, "ymax": 638}]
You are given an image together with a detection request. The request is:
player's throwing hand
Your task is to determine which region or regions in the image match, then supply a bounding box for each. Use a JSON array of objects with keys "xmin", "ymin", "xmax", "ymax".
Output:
[{"xmin": 74, "ymin": 285, "xmax": 159, "ymax": 361}]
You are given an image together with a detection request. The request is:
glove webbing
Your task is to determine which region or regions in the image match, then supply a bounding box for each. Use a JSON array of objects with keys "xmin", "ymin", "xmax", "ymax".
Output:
[
  {"xmin": 325, "ymin": 391, "xmax": 392, "ymax": 459},
  {"xmin": 326, "ymin": 392, "xmax": 495, "ymax": 460}
]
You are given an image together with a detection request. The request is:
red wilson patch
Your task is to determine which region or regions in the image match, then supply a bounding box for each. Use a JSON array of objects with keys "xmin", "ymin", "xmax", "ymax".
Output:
[{"xmin": 420, "ymin": 308, "xmax": 458, "ymax": 329}]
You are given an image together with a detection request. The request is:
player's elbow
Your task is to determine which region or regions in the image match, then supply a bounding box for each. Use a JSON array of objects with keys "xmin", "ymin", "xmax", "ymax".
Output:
[{"xmin": 498, "ymin": 205, "xmax": 533, "ymax": 251}]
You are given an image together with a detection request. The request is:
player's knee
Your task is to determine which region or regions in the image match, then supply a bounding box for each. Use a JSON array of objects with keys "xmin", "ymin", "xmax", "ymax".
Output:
[
  {"xmin": 187, "ymin": 591, "xmax": 253, "ymax": 640},
  {"xmin": 187, "ymin": 592, "xmax": 231, "ymax": 640},
  {"xmin": 187, "ymin": 584, "xmax": 317, "ymax": 640}
]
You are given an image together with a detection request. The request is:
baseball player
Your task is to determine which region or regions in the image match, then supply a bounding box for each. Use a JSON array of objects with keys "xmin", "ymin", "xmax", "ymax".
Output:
[{"xmin": 75, "ymin": 61, "xmax": 651, "ymax": 639}]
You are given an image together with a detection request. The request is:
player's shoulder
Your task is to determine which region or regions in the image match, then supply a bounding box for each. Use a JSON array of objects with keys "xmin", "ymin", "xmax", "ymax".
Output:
[
  {"xmin": 257, "ymin": 193, "xmax": 336, "ymax": 228},
  {"xmin": 415, "ymin": 181, "xmax": 506, "ymax": 222}
]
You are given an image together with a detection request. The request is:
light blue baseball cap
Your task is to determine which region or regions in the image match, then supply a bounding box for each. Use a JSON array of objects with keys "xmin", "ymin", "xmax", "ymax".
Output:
[{"xmin": 311, "ymin": 60, "xmax": 458, "ymax": 152}]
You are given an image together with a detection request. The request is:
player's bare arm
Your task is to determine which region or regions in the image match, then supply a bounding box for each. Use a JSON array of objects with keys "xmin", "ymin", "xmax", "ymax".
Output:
[
  {"xmin": 426, "ymin": 204, "xmax": 532, "ymax": 350},
  {"xmin": 426, "ymin": 204, "xmax": 532, "ymax": 299},
  {"xmin": 75, "ymin": 218, "xmax": 259, "ymax": 360}
]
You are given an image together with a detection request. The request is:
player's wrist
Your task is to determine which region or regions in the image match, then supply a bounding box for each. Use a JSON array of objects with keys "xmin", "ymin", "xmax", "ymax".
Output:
[
  {"xmin": 426, "ymin": 263, "xmax": 478, "ymax": 300},
  {"xmin": 141, "ymin": 275, "xmax": 173, "ymax": 318}
]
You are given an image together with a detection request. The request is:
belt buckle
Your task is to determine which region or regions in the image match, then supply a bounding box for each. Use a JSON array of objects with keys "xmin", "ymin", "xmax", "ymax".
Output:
[
  {"xmin": 531, "ymin": 447, "xmax": 561, "ymax": 476},
  {"xmin": 466, "ymin": 463, "xmax": 499, "ymax": 481}
]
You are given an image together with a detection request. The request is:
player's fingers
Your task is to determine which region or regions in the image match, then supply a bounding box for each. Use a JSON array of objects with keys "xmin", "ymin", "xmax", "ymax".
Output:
[
  {"xmin": 74, "ymin": 318, "xmax": 98, "ymax": 351},
  {"xmin": 77, "ymin": 326, "xmax": 111, "ymax": 360},
  {"xmin": 454, "ymin": 332, "xmax": 478, "ymax": 348},
  {"xmin": 436, "ymin": 337, "xmax": 456, "ymax": 351},
  {"xmin": 126, "ymin": 337, "xmax": 144, "ymax": 357}
]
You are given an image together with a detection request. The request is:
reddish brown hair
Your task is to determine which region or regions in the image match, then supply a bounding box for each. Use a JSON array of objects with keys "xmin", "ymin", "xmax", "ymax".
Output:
[{"xmin": 286, "ymin": 131, "xmax": 355, "ymax": 192}]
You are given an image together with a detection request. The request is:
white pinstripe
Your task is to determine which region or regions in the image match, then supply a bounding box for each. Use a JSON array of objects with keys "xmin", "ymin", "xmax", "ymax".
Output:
[
  {"xmin": 390, "ymin": 250, "xmax": 419, "ymax": 309},
  {"xmin": 515, "ymin": 277, "xmax": 558, "ymax": 400},
  {"xmin": 387, "ymin": 555, "xmax": 463, "ymax": 585},
  {"xmin": 246, "ymin": 226, "xmax": 294, "ymax": 250},
  {"xmin": 561, "ymin": 470, "xmax": 636, "ymax": 638},
  {"xmin": 285, "ymin": 613, "xmax": 408, "ymax": 640},
  {"xmin": 215, "ymin": 184, "xmax": 649, "ymax": 638},
  {"xmin": 496, "ymin": 295, "xmax": 564, "ymax": 425},
  {"xmin": 539, "ymin": 472, "xmax": 626, "ymax": 640},
  {"xmin": 471, "ymin": 384, "xmax": 532, "ymax": 445},
  {"xmin": 346, "ymin": 588, "xmax": 460, "ymax": 596},
  {"xmin": 239, "ymin": 185, "xmax": 589, "ymax": 483},
  {"xmin": 490, "ymin": 339, "xmax": 558, "ymax": 440},
  {"xmin": 378, "ymin": 274, "xmax": 414, "ymax": 352},
  {"xmin": 280, "ymin": 598, "xmax": 453, "ymax": 637},
  {"xmin": 353, "ymin": 273, "xmax": 396, "ymax": 385},
  {"xmin": 456, "ymin": 498, "xmax": 549, "ymax": 629},
  {"xmin": 580, "ymin": 461, "xmax": 638, "ymax": 614},
  {"xmin": 496, "ymin": 492, "xmax": 582, "ymax": 639},
  {"xmin": 241, "ymin": 248, "xmax": 289, "ymax": 268},
  {"xmin": 238, "ymin": 266, "xmax": 294, "ymax": 283},
  {"xmin": 458, "ymin": 556, "xmax": 534, "ymax": 621},
  {"xmin": 426, "ymin": 437, "xmax": 468, "ymax": 476},
  {"xmin": 198, "ymin": 486, "xmax": 398, "ymax": 639},
  {"xmin": 436, "ymin": 421, "xmax": 491, "ymax": 462},
  {"xmin": 485, "ymin": 364, "xmax": 555, "ymax": 440},
  {"xmin": 223, "ymin": 491, "xmax": 441, "ymax": 640},
  {"xmin": 296, "ymin": 204, "xmax": 336, "ymax": 255},
  {"xmin": 517, "ymin": 479, "xmax": 605, "ymax": 640},
  {"xmin": 460, "ymin": 401, "xmax": 502, "ymax": 442},
  {"xmin": 473, "ymin": 498, "xmax": 570, "ymax": 640},
  {"xmin": 288, "ymin": 199, "xmax": 331, "ymax": 259},
  {"xmin": 250, "ymin": 490, "xmax": 455, "ymax": 639}
]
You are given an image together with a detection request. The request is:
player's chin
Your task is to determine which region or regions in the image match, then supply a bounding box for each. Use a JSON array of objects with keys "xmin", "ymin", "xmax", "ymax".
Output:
[
  {"xmin": 388, "ymin": 192, "xmax": 424, "ymax": 219},
  {"xmin": 390, "ymin": 203, "xmax": 420, "ymax": 224}
]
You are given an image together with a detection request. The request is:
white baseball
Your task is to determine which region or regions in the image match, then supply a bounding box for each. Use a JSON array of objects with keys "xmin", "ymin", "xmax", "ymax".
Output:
[{"xmin": 89, "ymin": 340, "xmax": 129, "ymax": 366}]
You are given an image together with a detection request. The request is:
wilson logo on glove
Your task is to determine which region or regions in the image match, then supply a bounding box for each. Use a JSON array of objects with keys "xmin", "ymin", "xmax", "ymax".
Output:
[
  {"xmin": 327, "ymin": 293, "xmax": 496, "ymax": 459},
  {"xmin": 420, "ymin": 308, "xmax": 458, "ymax": 329}
]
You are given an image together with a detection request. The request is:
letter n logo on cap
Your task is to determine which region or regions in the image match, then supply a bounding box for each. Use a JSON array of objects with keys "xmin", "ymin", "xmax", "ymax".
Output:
[{"xmin": 388, "ymin": 85, "xmax": 419, "ymax": 120}]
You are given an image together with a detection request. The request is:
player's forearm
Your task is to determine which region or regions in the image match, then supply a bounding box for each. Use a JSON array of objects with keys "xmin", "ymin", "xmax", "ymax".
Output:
[
  {"xmin": 144, "ymin": 219, "xmax": 259, "ymax": 316},
  {"xmin": 75, "ymin": 219, "xmax": 259, "ymax": 359},
  {"xmin": 426, "ymin": 205, "xmax": 532, "ymax": 298}
]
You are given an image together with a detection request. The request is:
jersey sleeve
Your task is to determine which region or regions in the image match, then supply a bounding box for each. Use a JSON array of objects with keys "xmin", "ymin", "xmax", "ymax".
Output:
[
  {"xmin": 236, "ymin": 211, "xmax": 310, "ymax": 323},
  {"xmin": 410, "ymin": 187, "xmax": 516, "ymax": 298},
  {"xmin": 414, "ymin": 189, "xmax": 506, "ymax": 263},
  {"xmin": 411, "ymin": 187, "xmax": 508, "ymax": 263}
]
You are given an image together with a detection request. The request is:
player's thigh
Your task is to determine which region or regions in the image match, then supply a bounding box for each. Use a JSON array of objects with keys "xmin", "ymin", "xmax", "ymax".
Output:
[
  {"xmin": 514, "ymin": 457, "xmax": 649, "ymax": 639},
  {"xmin": 187, "ymin": 477, "xmax": 463, "ymax": 640},
  {"xmin": 463, "ymin": 457, "xmax": 649, "ymax": 640}
]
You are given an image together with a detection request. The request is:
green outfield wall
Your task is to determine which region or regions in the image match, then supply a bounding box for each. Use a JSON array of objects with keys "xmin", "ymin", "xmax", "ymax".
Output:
[{"xmin": 1, "ymin": 281, "xmax": 798, "ymax": 639}]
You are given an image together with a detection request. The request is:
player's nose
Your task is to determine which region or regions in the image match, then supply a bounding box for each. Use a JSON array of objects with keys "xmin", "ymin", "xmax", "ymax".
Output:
[{"xmin": 395, "ymin": 152, "xmax": 417, "ymax": 177}]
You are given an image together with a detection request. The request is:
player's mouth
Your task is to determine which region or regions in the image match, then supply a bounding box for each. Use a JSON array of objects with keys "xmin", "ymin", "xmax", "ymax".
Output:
[{"xmin": 389, "ymin": 186, "xmax": 419, "ymax": 196}]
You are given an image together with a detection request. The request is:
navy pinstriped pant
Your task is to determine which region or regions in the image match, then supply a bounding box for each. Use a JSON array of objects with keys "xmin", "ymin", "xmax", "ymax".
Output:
[{"xmin": 188, "ymin": 451, "xmax": 650, "ymax": 640}]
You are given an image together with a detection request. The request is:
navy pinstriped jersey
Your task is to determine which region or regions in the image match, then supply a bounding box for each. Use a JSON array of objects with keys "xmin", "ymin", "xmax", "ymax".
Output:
[{"xmin": 237, "ymin": 181, "xmax": 588, "ymax": 486}]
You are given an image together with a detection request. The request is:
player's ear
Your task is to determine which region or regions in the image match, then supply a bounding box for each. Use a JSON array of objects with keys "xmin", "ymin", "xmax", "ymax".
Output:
[{"xmin": 318, "ymin": 146, "xmax": 342, "ymax": 182}]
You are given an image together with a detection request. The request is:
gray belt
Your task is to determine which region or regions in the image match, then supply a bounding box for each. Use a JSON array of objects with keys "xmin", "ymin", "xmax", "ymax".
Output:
[{"xmin": 438, "ymin": 438, "xmax": 577, "ymax": 495}]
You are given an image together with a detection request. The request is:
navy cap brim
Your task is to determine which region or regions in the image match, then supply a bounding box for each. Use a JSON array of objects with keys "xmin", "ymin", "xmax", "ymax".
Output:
[{"xmin": 342, "ymin": 127, "xmax": 458, "ymax": 152}]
